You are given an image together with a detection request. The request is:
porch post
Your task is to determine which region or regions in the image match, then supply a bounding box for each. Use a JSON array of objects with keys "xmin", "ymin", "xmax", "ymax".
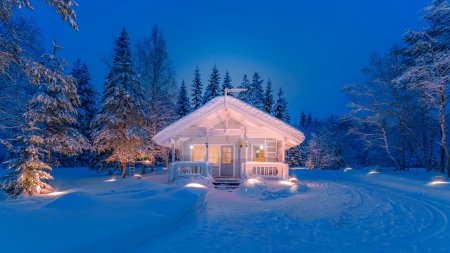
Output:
[
  {"xmin": 205, "ymin": 139, "xmax": 209, "ymax": 162},
  {"xmin": 171, "ymin": 143, "xmax": 175, "ymax": 162},
  {"xmin": 281, "ymin": 137, "xmax": 286, "ymax": 163}
]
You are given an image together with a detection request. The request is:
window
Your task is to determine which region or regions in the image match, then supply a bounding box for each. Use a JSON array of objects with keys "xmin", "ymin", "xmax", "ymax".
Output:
[
  {"xmin": 208, "ymin": 146, "xmax": 219, "ymax": 164},
  {"xmin": 222, "ymin": 146, "xmax": 232, "ymax": 163},
  {"xmin": 191, "ymin": 146, "xmax": 205, "ymax": 161},
  {"xmin": 253, "ymin": 146, "xmax": 264, "ymax": 162}
]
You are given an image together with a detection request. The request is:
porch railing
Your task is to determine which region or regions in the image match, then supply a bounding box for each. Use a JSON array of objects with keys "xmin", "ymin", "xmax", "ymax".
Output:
[
  {"xmin": 168, "ymin": 161, "xmax": 212, "ymax": 183},
  {"xmin": 241, "ymin": 162, "xmax": 288, "ymax": 179}
]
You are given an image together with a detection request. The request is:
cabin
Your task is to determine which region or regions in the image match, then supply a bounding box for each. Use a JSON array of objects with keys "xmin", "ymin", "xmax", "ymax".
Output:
[{"xmin": 153, "ymin": 95, "xmax": 305, "ymax": 183}]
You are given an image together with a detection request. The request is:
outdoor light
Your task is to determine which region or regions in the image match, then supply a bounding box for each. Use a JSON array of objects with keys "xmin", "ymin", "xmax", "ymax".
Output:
[
  {"xmin": 185, "ymin": 183, "xmax": 206, "ymax": 188},
  {"xmin": 47, "ymin": 191, "xmax": 66, "ymax": 196},
  {"xmin": 344, "ymin": 167, "xmax": 352, "ymax": 172},
  {"xmin": 190, "ymin": 145, "xmax": 193, "ymax": 149},
  {"xmin": 260, "ymin": 145, "xmax": 264, "ymax": 150},
  {"xmin": 144, "ymin": 160, "xmax": 150, "ymax": 164},
  {"xmin": 104, "ymin": 178, "xmax": 116, "ymax": 182},
  {"xmin": 247, "ymin": 178, "xmax": 259, "ymax": 184}
]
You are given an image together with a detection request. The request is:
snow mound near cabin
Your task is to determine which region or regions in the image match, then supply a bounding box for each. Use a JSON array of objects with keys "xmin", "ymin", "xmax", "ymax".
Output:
[
  {"xmin": 44, "ymin": 191, "xmax": 99, "ymax": 209},
  {"xmin": 237, "ymin": 177, "xmax": 307, "ymax": 200}
]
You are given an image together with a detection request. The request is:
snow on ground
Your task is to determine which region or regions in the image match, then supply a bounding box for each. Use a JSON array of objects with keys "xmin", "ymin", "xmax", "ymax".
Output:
[
  {"xmin": 134, "ymin": 168, "xmax": 450, "ymax": 253},
  {"xmin": 1, "ymin": 167, "xmax": 450, "ymax": 252},
  {"xmin": 0, "ymin": 168, "xmax": 207, "ymax": 253}
]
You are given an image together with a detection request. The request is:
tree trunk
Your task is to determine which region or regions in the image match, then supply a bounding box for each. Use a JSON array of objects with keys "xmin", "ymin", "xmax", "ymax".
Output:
[
  {"xmin": 141, "ymin": 164, "xmax": 145, "ymax": 174},
  {"xmin": 151, "ymin": 161, "xmax": 155, "ymax": 172},
  {"xmin": 121, "ymin": 161, "xmax": 126, "ymax": 178}
]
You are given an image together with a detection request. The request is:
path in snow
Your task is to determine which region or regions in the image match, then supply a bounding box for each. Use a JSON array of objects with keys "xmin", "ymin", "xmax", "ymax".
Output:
[{"xmin": 132, "ymin": 170, "xmax": 450, "ymax": 252}]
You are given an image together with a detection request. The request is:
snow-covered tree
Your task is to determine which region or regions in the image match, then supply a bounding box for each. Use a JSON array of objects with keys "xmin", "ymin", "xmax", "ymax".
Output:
[
  {"xmin": 134, "ymin": 25, "xmax": 177, "ymax": 171},
  {"xmin": 203, "ymin": 64, "xmax": 221, "ymax": 104},
  {"xmin": 30, "ymin": 38, "xmax": 89, "ymax": 166},
  {"xmin": 300, "ymin": 111, "xmax": 307, "ymax": 128},
  {"xmin": 70, "ymin": 59, "xmax": 99, "ymax": 167},
  {"xmin": 222, "ymin": 70, "xmax": 234, "ymax": 96},
  {"xmin": 176, "ymin": 80, "xmax": 191, "ymax": 118},
  {"xmin": 249, "ymin": 72, "xmax": 264, "ymax": 109},
  {"xmin": 91, "ymin": 28, "xmax": 150, "ymax": 178},
  {"xmin": 237, "ymin": 74, "xmax": 251, "ymax": 103},
  {"xmin": 273, "ymin": 88, "xmax": 290, "ymax": 123},
  {"xmin": 262, "ymin": 78, "xmax": 274, "ymax": 114},
  {"xmin": 1, "ymin": 105, "xmax": 53, "ymax": 196},
  {"xmin": 306, "ymin": 113, "xmax": 312, "ymax": 128},
  {"xmin": 191, "ymin": 66, "xmax": 203, "ymax": 110}
]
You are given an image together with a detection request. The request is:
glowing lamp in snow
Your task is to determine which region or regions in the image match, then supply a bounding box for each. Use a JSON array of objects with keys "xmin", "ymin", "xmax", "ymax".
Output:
[
  {"xmin": 368, "ymin": 170, "xmax": 379, "ymax": 174},
  {"xmin": 344, "ymin": 167, "xmax": 352, "ymax": 172},
  {"xmin": 47, "ymin": 191, "xmax": 66, "ymax": 196},
  {"xmin": 247, "ymin": 178, "xmax": 259, "ymax": 184},
  {"xmin": 185, "ymin": 183, "xmax": 206, "ymax": 188},
  {"xmin": 104, "ymin": 178, "xmax": 116, "ymax": 182},
  {"xmin": 144, "ymin": 160, "xmax": 150, "ymax": 164},
  {"xmin": 428, "ymin": 176, "xmax": 449, "ymax": 186},
  {"xmin": 279, "ymin": 180, "xmax": 294, "ymax": 186}
]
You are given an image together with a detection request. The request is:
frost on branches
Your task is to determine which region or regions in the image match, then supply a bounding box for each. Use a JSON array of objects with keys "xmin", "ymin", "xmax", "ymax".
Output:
[
  {"xmin": 1, "ymin": 106, "xmax": 53, "ymax": 196},
  {"xmin": 91, "ymin": 28, "xmax": 150, "ymax": 178}
]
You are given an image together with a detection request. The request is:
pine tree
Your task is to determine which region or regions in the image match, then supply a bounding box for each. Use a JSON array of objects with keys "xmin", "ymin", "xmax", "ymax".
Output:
[
  {"xmin": 203, "ymin": 64, "xmax": 221, "ymax": 104},
  {"xmin": 191, "ymin": 66, "xmax": 203, "ymax": 110},
  {"xmin": 71, "ymin": 59, "xmax": 99, "ymax": 167},
  {"xmin": 176, "ymin": 80, "xmax": 191, "ymax": 118},
  {"xmin": 222, "ymin": 70, "xmax": 234, "ymax": 96},
  {"xmin": 306, "ymin": 112, "xmax": 312, "ymax": 128},
  {"xmin": 262, "ymin": 78, "xmax": 274, "ymax": 113},
  {"xmin": 91, "ymin": 28, "xmax": 150, "ymax": 178},
  {"xmin": 273, "ymin": 87, "xmax": 290, "ymax": 123},
  {"xmin": 237, "ymin": 74, "xmax": 251, "ymax": 103},
  {"xmin": 1, "ymin": 105, "xmax": 53, "ymax": 196},
  {"xmin": 31, "ymin": 37, "xmax": 89, "ymax": 166},
  {"xmin": 300, "ymin": 111, "xmax": 307, "ymax": 128},
  {"xmin": 249, "ymin": 72, "xmax": 264, "ymax": 110}
]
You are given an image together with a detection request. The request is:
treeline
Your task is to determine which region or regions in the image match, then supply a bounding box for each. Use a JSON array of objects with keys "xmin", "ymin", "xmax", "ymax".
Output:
[
  {"xmin": 176, "ymin": 67, "xmax": 290, "ymax": 123},
  {"xmin": 292, "ymin": 0, "xmax": 450, "ymax": 177}
]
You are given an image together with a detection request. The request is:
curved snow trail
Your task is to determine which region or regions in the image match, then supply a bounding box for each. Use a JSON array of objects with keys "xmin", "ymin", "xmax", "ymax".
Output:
[{"xmin": 131, "ymin": 171, "xmax": 450, "ymax": 253}]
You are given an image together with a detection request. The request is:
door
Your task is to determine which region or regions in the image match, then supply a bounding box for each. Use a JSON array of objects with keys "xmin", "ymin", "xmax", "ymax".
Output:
[{"xmin": 220, "ymin": 145, "xmax": 234, "ymax": 177}]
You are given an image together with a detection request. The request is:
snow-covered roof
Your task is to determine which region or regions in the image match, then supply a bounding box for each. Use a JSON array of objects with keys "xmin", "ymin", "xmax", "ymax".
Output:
[{"xmin": 154, "ymin": 96, "xmax": 304, "ymax": 147}]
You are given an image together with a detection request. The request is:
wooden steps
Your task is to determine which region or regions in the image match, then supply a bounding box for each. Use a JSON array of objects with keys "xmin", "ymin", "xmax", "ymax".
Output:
[{"xmin": 212, "ymin": 178, "xmax": 241, "ymax": 190}]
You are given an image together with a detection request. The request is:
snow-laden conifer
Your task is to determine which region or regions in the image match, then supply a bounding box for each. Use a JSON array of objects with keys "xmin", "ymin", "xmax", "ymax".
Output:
[
  {"xmin": 262, "ymin": 78, "xmax": 274, "ymax": 113},
  {"xmin": 249, "ymin": 72, "xmax": 264, "ymax": 109},
  {"xmin": 191, "ymin": 66, "xmax": 203, "ymax": 110},
  {"xmin": 176, "ymin": 80, "xmax": 191, "ymax": 118},
  {"xmin": 30, "ymin": 38, "xmax": 89, "ymax": 166},
  {"xmin": 273, "ymin": 88, "xmax": 290, "ymax": 123},
  {"xmin": 91, "ymin": 28, "xmax": 150, "ymax": 178},
  {"xmin": 222, "ymin": 70, "xmax": 234, "ymax": 96},
  {"xmin": 237, "ymin": 74, "xmax": 251, "ymax": 103},
  {"xmin": 1, "ymin": 105, "xmax": 53, "ymax": 196},
  {"xmin": 71, "ymin": 59, "xmax": 99, "ymax": 166},
  {"xmin": 203, "ymin": 64, "xmax": 221, "ymax": 104}
]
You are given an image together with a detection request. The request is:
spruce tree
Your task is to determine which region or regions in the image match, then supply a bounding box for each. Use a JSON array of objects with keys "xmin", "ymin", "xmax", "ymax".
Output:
[
  {"xmin": 222, "ymin": 70, "xmax": 234, "ymax": 96},
  {"xmin": 203, "ymin": 64, "xmax": 221, "ymax": 104},
  {"xmin": 71, "ymin": 59, "xmax": 99, "ymax": 167},
  {"xmin": 176, "ymin": 80, "xmax": 191, "ymax": 118},
  {"xmin": 191, "ymin": 66, "xmax": 203, "ymax": 110},
  {"xmin": 300, "ymin": 111, "xmax": 307, "ymax": 128},
  {"xmin": 91, "ymin": 28, "xmax": 150, "ymax": 178},
  {"xmin": 262, "ymin": 78, "xmax": 274, "ymax": 113},
  {"xmin": 249, "ymin": 72, "xmax": 264, "ymax": 110},
  {"xmin": 306, "ymin": 112, "xmax": 312, "ymax": 128},
  {"xmin": 31, "ymin": 38, "xmax": 89, "ymax": 166},
  {"xmin": 237, "ymin": 74, "xmax": 251, "ymax": 103},
  {"xmin": 1, "ymin": 105, "xmax": 53, "ymax": 196},
  {"xmin": 273, "ymin": 87, "xmax": 290, "ymax": 123}
]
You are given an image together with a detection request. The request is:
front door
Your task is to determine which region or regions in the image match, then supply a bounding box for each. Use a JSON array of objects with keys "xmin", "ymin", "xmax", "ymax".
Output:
[{"xmin": 220, "ymin": 145, "xmax": 234, "ymax": 177}]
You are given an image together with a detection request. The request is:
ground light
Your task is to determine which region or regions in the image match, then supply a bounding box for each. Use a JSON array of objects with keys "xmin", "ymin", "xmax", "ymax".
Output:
[
  {"xmin": 279, "ymin": 180, "xmax": 294, "ymax": 186},
  {"xmin": 428, "ymin": 176, "xmax": 450, "ymax": 186},
  {"xmin": 47, "ymin": 191, "xmax": 67, "ymax": 196},
  {"xmin": 185, "ymin": 183, "xmax": 207, "ymax": 188},
  {"xmin": 247, "ymin": 178, "xmax": 259, "ymax": 184},
  {"xmin": 344, "ymin": 167, "xmax": 352, "ymax": 172},
  {"xmin": 368, "ymin": 170, "xmax": 380, "ymax": 174},
  {"xmin": 104, "ymin": 178, "xmax": 116, "ymax": 182}
]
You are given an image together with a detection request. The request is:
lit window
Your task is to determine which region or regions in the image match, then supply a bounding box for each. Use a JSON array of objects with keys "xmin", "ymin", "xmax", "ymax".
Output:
[
  {"xmin": 208, "ymin": 146, "xmax": 219, "ymax": 164},
  {"xmin": 254, "ymin": 146, "xmax": 264, "ymax": 162},
  {"xmin": 222, "ymin": 146, "xmax": 232, "ymax": 163},
  {"xmin": 192, "ymin": 146, "xmax": 205, "ymax": 161}
]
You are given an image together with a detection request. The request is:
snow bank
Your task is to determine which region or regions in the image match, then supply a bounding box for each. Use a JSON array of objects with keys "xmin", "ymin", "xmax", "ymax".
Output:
[
  {"xmin": 238, "ymin": 177, "xmax": 307, "ymax": 200},
  {"xmin": 0, "ymin": 168, "xmax": 208, "ymax": 253}
]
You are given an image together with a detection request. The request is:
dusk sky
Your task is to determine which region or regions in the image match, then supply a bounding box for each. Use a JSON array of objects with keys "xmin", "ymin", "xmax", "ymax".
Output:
[{"xmin": 25, "ymin": 0, "xmax": 428, "ymax": 120}]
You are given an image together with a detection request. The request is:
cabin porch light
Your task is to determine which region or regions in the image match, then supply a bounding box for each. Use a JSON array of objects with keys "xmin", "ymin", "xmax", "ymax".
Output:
[
  {"xmin": 190, "ymin": 145, "xmax": 193, "ymax": 149},
  {"xmin": 260, "ymin": 145, "xmax": 264, "ymax": 150}
]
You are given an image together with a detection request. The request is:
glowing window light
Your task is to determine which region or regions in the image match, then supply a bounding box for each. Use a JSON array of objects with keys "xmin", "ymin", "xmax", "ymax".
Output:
[{"xmin": 185, "ymin": 183, "xmax": 206, "ymax": 188}]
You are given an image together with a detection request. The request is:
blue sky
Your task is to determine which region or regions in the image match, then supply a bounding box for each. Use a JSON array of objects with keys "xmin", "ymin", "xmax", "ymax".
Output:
[{"xmin": 24, "ymin": 0, "xmax": 428, "ymax": 120}]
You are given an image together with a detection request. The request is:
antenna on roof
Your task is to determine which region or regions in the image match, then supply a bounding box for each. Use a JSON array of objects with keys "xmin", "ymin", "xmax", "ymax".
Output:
[{"xmin": 224, "ymin": 88, "xmax": 247, "ymax": 111}]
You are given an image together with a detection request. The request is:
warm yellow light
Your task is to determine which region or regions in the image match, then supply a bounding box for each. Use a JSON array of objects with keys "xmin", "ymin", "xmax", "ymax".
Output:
[
  {"xmin": 104, "ymin": 178, "xmax": 116, "ymax": 182},
  {"xmin": 344, "ymin": 167, "xmax": 352, "ymax": 172},
  {"xmin": 428, "ymin": 181, "xmax": 450, "ymax": 186},
  {"xmin": 260, "ymin": 145, "xmax": 264, "ymax": 150},
  {"xmin": 247, "ymin": 178, "xmax": 259, "ymax": 184},
  {"xmin": 47, "ymin": 191, "xmax": 66, "ymax": 196},
  {"xmin": 280, "ymin": 181, "xmax": 294, "ymax": 186},
  {"xmin": 185, "ymin": 183, "xmax": 206, "ymax": 188},
  {"xmin": 289, "ymin": 178, "xmax": 299, "ymax": 182},
  {"xmin": 144, "ymin": 160, "xmax": 150, "ymax": 164},
  {"xmin": 190, "ymin": 145, "xmax": 193, "ymax": 149}
]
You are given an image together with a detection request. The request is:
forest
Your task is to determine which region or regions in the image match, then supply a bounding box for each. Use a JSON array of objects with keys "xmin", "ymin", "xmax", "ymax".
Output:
[{"xmin": 1, "ymin": 0, "xmax": 450, "ymax": 196}]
